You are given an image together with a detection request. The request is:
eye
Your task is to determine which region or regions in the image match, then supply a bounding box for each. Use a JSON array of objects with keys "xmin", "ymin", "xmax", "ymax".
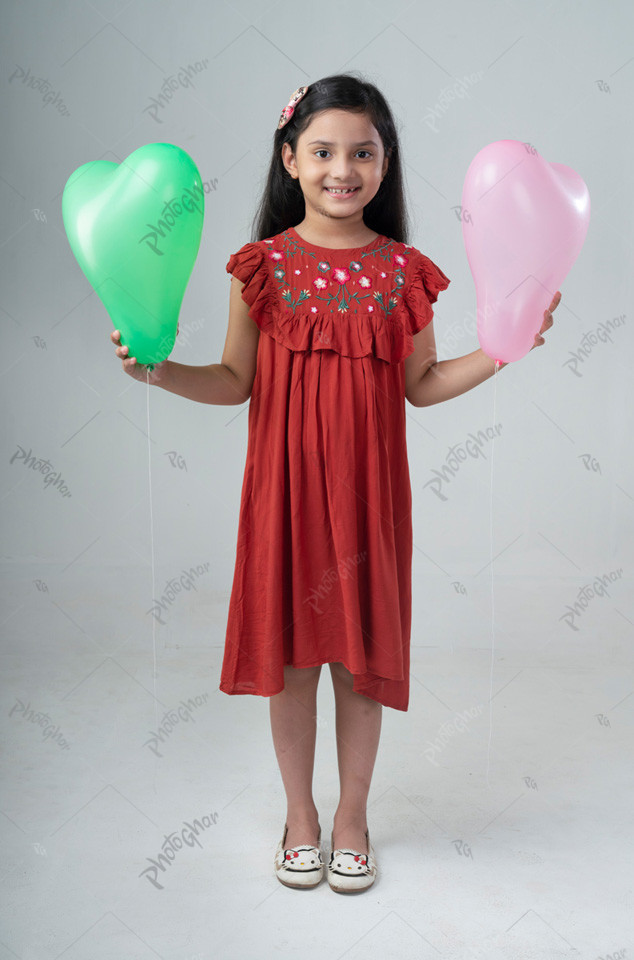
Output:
[{"xmin": 314, "ymin": 149, "xmax": 373, "ymax": 159}]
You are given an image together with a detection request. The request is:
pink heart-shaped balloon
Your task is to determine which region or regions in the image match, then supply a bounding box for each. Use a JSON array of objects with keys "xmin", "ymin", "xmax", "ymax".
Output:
[{"xmin": 462, "ymin": 140, "xmax": 590, "ymax": 363}]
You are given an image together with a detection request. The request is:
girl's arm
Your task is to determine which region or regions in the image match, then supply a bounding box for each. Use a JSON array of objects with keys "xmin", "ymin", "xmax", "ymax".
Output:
[
  {"xmin": 405, "ymin": 293, "xmax": 559, "ymax": 408},
  {"xmin": 159, "ymin": 360, "xmax": 249, "ymax": 405},
  {"xmin": 133, "ymin": 276, "xmax": 260, "ymax": 405},
  {"xmin": 407, "ymin": 346, "xmax": 506, "ymax": 408}
]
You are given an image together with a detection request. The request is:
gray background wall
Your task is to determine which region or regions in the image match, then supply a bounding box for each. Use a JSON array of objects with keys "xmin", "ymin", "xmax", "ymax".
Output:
[{"xmin": 1, "ymin": 1, "xmax": 633, "ymax": 957}]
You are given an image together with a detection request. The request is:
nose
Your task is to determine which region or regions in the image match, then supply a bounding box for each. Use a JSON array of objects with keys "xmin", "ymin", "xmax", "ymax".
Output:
[{"xmin": 329, "ymin": 156, "xmax": 355, "ymax": 179}]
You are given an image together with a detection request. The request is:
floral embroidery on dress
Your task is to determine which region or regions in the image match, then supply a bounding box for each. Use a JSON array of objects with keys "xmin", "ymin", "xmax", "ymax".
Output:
[{"xmin": 268, "ymin": 231, "xmax": 411, "ymax": 319}]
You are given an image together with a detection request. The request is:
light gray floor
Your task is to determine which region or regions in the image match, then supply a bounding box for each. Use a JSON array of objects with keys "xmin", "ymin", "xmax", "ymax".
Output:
[{"xmin": 2, "ymin": 565, "xmax": 632, "ymax": 959}]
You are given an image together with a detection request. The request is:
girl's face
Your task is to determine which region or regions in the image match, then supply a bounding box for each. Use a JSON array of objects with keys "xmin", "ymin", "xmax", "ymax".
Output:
[{"xmin": 282, "ymin": 108, "xmax": 389, "ymax": 230}]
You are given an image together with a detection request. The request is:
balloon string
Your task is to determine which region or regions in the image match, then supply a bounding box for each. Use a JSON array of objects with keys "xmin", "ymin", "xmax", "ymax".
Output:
[
  {"xmin": 146, "ymin": 368, "xmax": 158, "ymax": 791},
  {"xmin": 486, "ymin": 359, "xmax": 500, "ymax": 788}
]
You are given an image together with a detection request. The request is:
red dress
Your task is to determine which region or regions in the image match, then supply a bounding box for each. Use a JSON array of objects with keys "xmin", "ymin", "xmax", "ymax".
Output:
[{"xmin": 219, "ymin": 226, "xmax": 450, "ymax": 711}]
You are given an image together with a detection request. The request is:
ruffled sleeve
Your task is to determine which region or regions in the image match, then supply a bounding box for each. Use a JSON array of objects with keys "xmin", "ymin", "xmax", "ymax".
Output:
[
  {"xmin": 225, "ymin": 242, "xmax": 279, "ymax": 337},
  {"xmin": 401, "ymin": 249, "xmax": 451, "ymax": 339}
]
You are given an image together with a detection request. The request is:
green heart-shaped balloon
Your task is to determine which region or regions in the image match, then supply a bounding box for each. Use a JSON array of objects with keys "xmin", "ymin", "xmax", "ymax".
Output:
[{"xmin": 62, "ymin": 142, "xmax": 204, "ymax": 368}]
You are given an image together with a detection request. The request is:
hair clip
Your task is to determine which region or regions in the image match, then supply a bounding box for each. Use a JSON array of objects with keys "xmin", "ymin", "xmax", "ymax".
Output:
[{"xmin": 277, "ymin": 85, "xmax": 309, "ymax": 130}]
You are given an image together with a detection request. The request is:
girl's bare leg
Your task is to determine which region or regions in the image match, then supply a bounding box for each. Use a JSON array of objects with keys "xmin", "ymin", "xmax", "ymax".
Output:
[
  {"xmin": 329, "ymin": 662, "xmax": 382, "ymax": 856},
  {"xmin": 269, "ymin": 664, "xmax": 322, "ymax": 848}
]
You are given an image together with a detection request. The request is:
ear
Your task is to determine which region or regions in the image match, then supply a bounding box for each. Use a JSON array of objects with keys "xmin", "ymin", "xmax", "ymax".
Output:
[{"xmin": 281, "ymin": 141, "xmax": 296, "ymax": 177}]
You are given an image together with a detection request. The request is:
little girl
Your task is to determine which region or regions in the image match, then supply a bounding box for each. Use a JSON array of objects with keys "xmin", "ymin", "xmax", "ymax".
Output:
[{"xmin": 111, "ymin": 72, "xmax": 558, "ymax": 894}]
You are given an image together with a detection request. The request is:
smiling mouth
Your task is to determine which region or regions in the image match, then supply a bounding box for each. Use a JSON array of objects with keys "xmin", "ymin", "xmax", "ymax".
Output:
[{"xmin": 324, "ymin": 187, "xmax": 360, "ymax": 195}]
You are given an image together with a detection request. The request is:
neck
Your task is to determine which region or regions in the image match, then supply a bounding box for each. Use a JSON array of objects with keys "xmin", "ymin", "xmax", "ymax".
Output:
[{"xmin": 293, "ymin": 219, "xmax": 377, "ymax": 248}]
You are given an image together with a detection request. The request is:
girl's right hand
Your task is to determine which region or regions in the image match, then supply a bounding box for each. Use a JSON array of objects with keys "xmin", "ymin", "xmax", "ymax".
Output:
[{"xmin": 111, "ymin": 329, "xmax": 172, "ymax": 386}]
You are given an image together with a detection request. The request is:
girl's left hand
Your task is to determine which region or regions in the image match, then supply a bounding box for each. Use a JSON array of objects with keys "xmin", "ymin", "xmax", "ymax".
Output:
[{"xmin": 531, "ymin": 291, "xmax": 561, "ymax": 349}]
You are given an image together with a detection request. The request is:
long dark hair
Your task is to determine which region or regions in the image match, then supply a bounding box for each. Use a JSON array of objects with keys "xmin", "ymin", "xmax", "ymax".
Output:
[{"xmin": 250, "ymin": 72, "xmax": 411, "ymax": 245}]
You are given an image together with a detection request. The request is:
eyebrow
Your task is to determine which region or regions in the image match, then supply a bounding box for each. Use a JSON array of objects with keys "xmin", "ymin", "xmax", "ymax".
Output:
[{"xmin": 306, "ymin": 140, "xmax": 379, "ymax": 147}]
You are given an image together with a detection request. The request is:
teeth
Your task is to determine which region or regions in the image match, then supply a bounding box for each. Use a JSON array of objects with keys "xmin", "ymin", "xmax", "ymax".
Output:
[{"xmin": 326, "ymin": 187, "xmax": 357, "ymax": 193}]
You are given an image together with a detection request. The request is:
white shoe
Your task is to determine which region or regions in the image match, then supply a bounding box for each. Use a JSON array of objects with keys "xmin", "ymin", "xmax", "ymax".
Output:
[
  {"xmin": 327, "ymin": 828, "xmax": 377, "ymax": 893},
  {"xmin": 274, "ymin": 823, "xmax": 324, "ymax": 888}
]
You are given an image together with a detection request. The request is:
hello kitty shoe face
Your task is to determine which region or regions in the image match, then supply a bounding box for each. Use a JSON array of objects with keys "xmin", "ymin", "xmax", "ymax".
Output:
[
  {"xmin": 274, "ymin": 824, "xmax": 325, "ymax": 887},
  {"xmin": 328, "ymin": 848, "xmax": 371, "ymax": 876},
  {"xmin": 327, "ymin": 831, "xmax": 377, "ymax": 892},
  {"xmin": 279, "ymin": 844, "xmax": 323, "ymax": 873}
]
